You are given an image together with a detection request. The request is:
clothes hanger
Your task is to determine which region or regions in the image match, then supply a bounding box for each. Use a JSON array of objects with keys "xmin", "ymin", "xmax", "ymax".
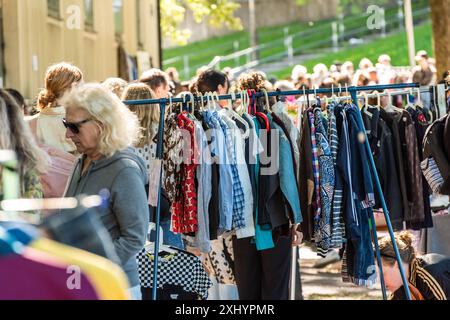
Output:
[
  {"xmin": 249, "ymin": 89, "xmax": 270, "ymax": 132},
  {"xmin": 227, "ymin": 91, "xmax": 250, "ymax": 139},
  {"xmin": 375, "ymin": 90, "xmax": 381, "ymax": 110},
  {"xmin": 384, "ymin": 90, "xmax": 394, "ymax": 112},
  {"xmin": 301, "ymin": 86, "xmax": 307, "ymax": 113},
  {"xmin": 363, "ymin": 91, "xmax": 369, "ymax": 107},
  {"xmin": 188, "ymin": 92, "xmax": 196, "ymax": 116},
  {"xmin": 235, "ymin": 90, "xmax": 246, "ymax": 116},
  {"xmin": 406, "ymin": 89, "xmax": 415, "ymax": 110},
  {"xmin": 210, "ymin": 91, "xmax": 217, "ymax": 111},
  {"xmin": 337, "ymin": 84, "xmax": 344, "ymax": 105},
  {"xmin": 415, "ymin": 87, "xmax": 424, "ymax": 109},
  {"xmin": 384, "ymin": 90, "xmax": 402, "ymax": 113},
  {"xmin": 207, "ymin": 92, "xmax": 215, "ymax": 111},
  {"xmin": 197, "ymin": 92, "xmax": 205, "ymax": 111},
  {"xmin": 324, "ymin": 84, "xmax": 333, "ymax": 108},
  {"xmin": 212, "ymin": 91, "xmax": 220, "ymax": 108},
  {"xmin": 204, "ymin": 92, "xmax": 210, "ymax": 111},
  {"xmin": 344, "ymin": 83, "xmax": 351, "ymax": 105},
  {"xmin": 361, "ymin": 92, "xmax": 373, "ymax": 118},
  {"xmin": 309, "ymin": 85, "xmax": 320, "ymax": 108},
  {"xmin": 260, "ymin": 88, "xmax": 271, "ymax": 113},
  {"xmin": 183, "ymin": 92, "xmax": 197, "ymax": 120}
]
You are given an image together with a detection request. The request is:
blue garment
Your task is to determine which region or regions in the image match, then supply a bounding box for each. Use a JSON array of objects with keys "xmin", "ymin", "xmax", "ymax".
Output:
[
  {"xmin": 160, "ymin": 220, "xmax": 184, "ymax": 250},
  {"xmin": 203, "ymin": 111, "xmax": 234, "ymax": 232},
  {"xmin": 313, "ymin": 107, "xmax": 335, "ymax": 257},
  {"xmin": 252, "ymin": 117, "xmax": 275, "ymax": 251},
  {"xmin": 216, "ymin": 114, "xmax": 246, "ymax": 230},
  {"xmin": 1, "ymin": 222, "xmax": 38, "ymax": 246},
  {"xmin": 271, "ymin": 121, "xmax": 302, "ymax": 224},
  {"xmin": 0, "ymin": 225, "xmax": 23, "ymax": 256},
  {"xmin": 338, "ymin": 105, "xmax": 376, "ymax": 286}
]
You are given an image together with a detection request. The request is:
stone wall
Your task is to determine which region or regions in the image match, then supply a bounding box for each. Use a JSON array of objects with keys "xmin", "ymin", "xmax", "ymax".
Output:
[{"xmin": 164, "ymin": 0, "xmax": 339, "ymax": 47}]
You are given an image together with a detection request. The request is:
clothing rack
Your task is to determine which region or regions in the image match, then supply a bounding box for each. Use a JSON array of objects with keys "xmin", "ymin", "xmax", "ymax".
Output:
[{"xmin": 123, "ymin": 82, "xmax": 438, "ymax": 301}]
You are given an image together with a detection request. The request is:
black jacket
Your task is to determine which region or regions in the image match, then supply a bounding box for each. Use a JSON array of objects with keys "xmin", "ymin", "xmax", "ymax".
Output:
[
  {"xmin": 362, "ymin": 107, "xmax": 404, "ymax": 228},
  {"xmin": 379, "ymin": 109, "xmax": 409, "ymax": 230},
  {"xmin": 391, "ymin": 254, "xmax": 450, "ymax": 300}
]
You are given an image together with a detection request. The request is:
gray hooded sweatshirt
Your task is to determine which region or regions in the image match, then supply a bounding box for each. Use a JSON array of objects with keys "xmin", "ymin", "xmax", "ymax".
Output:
[{"xmin": 65, "ymin": 147, "xmax": 149, "ymax": 287}]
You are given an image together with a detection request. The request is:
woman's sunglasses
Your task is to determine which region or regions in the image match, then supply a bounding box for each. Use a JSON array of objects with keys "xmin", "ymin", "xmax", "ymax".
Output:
[{"xmin": 62, "ymin": 118, "xmax": 92, "ymax": 134}]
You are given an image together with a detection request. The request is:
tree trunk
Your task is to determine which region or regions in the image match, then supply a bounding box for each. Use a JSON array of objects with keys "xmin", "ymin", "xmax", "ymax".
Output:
[{"xmin": 429, "ymin": 0, "xmax": 450, "ymax": 79}]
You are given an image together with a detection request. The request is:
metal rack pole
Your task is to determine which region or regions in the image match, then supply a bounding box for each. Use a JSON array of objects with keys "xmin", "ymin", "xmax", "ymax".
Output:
[{"xmin": 151, "ymin": 100, "xmax": 167, "ymax": 301}]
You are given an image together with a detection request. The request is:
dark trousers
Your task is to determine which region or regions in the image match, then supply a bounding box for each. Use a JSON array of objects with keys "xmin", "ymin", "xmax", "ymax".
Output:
[{"xmin": 232, "ymin": 235, "xmax": 292, "ymax": 300}]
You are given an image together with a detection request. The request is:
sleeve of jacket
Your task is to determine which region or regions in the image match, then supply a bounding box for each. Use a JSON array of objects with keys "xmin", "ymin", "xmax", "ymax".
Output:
[
  {"xmin": 414, "ymin": 271, "xmax": 447, "ymax": 300},
  {"xmin": 111, "ymin": 167, "xmax": 149, "ymax": 265},
  {"xmin": 380, "ymin": 130, "xmax": 404, "ymax": 228}
]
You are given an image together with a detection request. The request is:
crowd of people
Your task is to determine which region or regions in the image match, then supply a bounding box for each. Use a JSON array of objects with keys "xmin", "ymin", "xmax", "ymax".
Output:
[{"xmin": 0, "ymin": 52, "xmax": 449, "ymax": 300}]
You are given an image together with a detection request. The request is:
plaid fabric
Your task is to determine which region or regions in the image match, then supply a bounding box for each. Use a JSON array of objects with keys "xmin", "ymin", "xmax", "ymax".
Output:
[
  {"xmin": 309, "ymin": 111, "xmax": 321, "ymax": 221},
  {"xmin": 216, "ymin": 115, "xmax": 246, "ymax": 229}
]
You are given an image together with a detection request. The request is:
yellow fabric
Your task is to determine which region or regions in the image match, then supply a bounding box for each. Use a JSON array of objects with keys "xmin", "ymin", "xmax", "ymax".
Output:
[{"xmin": 31, "ymin": 238, "xmax": 130, "ymax": 300}]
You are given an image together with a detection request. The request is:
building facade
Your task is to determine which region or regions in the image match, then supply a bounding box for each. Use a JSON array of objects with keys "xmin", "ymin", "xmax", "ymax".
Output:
[{"xmin": 0, "ymin": 0, "xmax": 161, "ymax": 100}]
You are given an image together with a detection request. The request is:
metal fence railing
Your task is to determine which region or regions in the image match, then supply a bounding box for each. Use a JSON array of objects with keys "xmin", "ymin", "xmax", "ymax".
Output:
[{"xmin": 163, "ymin": 2, "xmax": 430, "ymax": 80}]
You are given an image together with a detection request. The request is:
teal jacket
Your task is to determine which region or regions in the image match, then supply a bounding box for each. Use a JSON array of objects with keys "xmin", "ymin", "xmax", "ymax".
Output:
[{"xmin": 272, "ymin": 121, "xmax": 302, "ymax": 225}]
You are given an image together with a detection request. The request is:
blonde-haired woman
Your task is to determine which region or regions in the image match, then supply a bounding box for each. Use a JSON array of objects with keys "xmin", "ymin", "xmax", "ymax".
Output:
[
  {"xmin": 122, "ymin": 83, "xmax": 184, "ymax": 250},
  {"xmin": 102, "ymin": 77, "xmax": 128, "ymax": 99},
  {"xmin": 122, "ymin": 83, "xmax": 160, "ymax": 163},
  {"xmin": 379, "ymin": 231, "xmax": 450, "ymax": 300},
  {"xmin": 62, "ymin": 83, "xmax": 149, "ymax": 300}
]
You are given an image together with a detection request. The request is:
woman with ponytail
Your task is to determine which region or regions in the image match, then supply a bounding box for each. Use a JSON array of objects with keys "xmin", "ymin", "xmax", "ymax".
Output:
[
  {"xmin": 27, "ymin": 62, "xmax": 83, "ymax": 198},
  {"xmin": 379, "ymin": 231, "xmax": 450, "ymax": 300},
  {"xmin": 30, "ymin": 62, "xmax": 83, "ymax": 153}
]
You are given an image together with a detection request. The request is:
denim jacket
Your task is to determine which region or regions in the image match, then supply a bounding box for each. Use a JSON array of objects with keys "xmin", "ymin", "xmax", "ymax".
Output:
[
  {"xmin": 339, "ymin": 105, "xmax": 376, "ymax": 286},
  {"xmin": 203, "ymin": 111, "xmax": 234, "ymax": 232}
]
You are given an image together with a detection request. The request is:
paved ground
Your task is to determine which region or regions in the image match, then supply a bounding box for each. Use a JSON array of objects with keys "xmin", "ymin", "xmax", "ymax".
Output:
[{"xmin": 298, "ymin": 245, "xmax": 383, "ymax": 300}]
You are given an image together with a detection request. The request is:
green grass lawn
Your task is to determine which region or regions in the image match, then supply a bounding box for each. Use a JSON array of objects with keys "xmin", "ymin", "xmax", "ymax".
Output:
[
  {"xmin": 271, "ymin": 20, "xmax": 433, "ymax": 80},
  {"xmin": 162, "ymin": 0, "xmax": 429, "ymax": 80}
]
